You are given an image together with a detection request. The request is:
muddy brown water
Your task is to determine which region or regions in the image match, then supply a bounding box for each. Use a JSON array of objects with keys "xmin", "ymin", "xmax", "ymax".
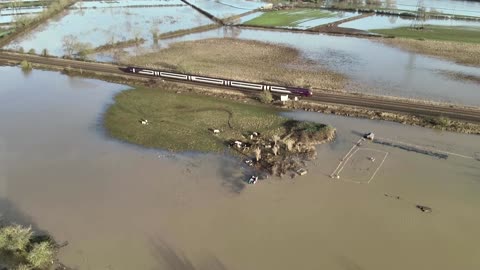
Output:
[{"xmin": 1, "ymin": 67, "xmax": 479, "ymax": 269}]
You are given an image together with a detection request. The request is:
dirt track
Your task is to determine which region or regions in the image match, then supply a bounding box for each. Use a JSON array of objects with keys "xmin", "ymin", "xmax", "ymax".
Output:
[{"xmin": 1, "ymin": 51, "xmax": 480, "ymax": 124}]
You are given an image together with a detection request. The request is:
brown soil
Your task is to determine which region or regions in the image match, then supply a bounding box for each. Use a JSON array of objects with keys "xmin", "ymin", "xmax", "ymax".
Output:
[
  {"xmin": 378, "ymin": 38, "xmax": 480, "ymax": 67},
  {"xmin": 123, "ymin": 38, "xmax": 347, "ymax": 90}
]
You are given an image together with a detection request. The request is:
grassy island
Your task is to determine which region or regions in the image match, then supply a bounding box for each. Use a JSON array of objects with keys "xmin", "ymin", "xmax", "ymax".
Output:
[{"xmin": 104, "ymin": 86, "xmax": 335, "ymax": 176}]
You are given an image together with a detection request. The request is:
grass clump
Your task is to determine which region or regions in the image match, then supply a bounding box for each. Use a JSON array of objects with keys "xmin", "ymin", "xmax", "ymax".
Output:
[
  {"xmin": 104, "ymin": 86, "xmax": 290, "ymax": 152},
  {"xmin": 372, "ymin": 25, "xmax": 480, "ymax": 44},
  {"xmin": 0, "ymin": 224, "xmax": 56, "ymax": 270},
  {"xmin": 20, "ymin": 60, "xmax": 33, "ymax": 71},
  {"xmin": 244, "ymin": 9, "xmax": 335, "ymax": 27},
  {"xmin": 259, "ymin": 90, "xmax": 273, "ymax": 104}
]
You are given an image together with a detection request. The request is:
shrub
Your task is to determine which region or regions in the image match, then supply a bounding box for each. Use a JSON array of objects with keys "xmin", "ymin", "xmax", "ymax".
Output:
[
  {"xmin": 0, "ymin": 225, "xmax": 32, "ymax": 252},
  {"xmin": 16, "ymin": 264, "xmax": 31, "ymax": 270},
  {"xmin": 26, "ymin": 242, "xmax": 55, "ymax": 269},
  {"xmin": 18, "ymin": 47, "xmax": 24, "ymax": 53},
  {"xmin": 259, "ymin": 90, "xmax": 273, "ymax": 104},
  {"xmin": 41, "ymin": 48, "xmax": 48, "ymax": 56},
  {"xmin": 20, "ymin": 60, "xmax": 32, "ymax": 71},
  {"xmin": 28, "ymin": 48, "xmax": 35, "ymax": 55}
]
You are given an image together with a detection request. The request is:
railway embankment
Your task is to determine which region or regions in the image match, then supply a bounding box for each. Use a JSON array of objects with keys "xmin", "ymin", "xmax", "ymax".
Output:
[{"xmin": 1, "ymin": 51, "xmax": 480, "ymax": 134}]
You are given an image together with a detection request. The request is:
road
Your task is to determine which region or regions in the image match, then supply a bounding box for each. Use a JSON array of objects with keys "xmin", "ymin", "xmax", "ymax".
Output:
[{"xmin": 1, "ymin": 51, "xmax": 480, "ymax": 123}]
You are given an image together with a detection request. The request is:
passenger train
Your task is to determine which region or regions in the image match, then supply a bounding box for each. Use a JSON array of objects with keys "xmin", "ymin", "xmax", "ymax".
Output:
[{"xmin": 124, "ymin": 66, "xmax": 313, "ymax": 97}]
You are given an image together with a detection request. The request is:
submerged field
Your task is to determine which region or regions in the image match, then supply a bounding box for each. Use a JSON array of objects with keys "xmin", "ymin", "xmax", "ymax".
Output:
[
  {"xmin": 104, "ymin": 85, "xmax": 289, "ymax": 152},
  {"xmin": 242, "ymin": 8, "xmax": 357, "ymax": 29},
  {"xmin": 372, "ymin": 25, "xmax": 480, "ymax": 43},
  {"xmin": 124, "ymin": 38, "xmax": 346, "ymax": 90},
  {"xmin": 379, "ymin": 37, "xmax": 480, "ymax": 66}
]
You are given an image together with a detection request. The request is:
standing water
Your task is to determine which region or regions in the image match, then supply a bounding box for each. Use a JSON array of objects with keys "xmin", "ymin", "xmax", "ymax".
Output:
[{"xmin": 1, "ymin": 67, "xmax": 479, "ymax": 269}]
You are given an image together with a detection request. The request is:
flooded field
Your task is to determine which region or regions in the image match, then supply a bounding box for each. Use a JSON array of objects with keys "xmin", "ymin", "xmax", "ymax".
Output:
[
  {"xmin": 131, "ymin": 27, "xmax": 480, "ymax": 106},
  {"xmin": 328, "ymin": 0, "xmax": 480, "ymax": 17},
  {"xmin": 72, "ymin": 0, "xmax": 185, "ymax": 9},
  {"xmin": 5, "ymin": 5, "xmax": 212, "ymax": 55},
  {"xmin": 243, "ymin": 9, "xmax": 359, "ymax": 29},
  {"xmin": 340, "ymin": 14, "xmax": 480, "ymax": 30},
  {"xmin": 379, "ymin": 0, "xmax": 480, "ymax": 17},
  {"xmin": 193, "ymin": 0, "xmax": 267, "ymax": 18},
  {"xmin": 1, "ymin": 66, "xmax": 479, "ymax": 270}
]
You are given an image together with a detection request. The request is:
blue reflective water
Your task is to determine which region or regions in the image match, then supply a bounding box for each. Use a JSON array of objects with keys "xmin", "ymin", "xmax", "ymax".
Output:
[
  {"xmin": 5, "ymin": 6, "xmax": 212, "ymax": 55},
  {"xmin": 341, "ymin": 14, "xmax": 480, "ymax": 30},
  {"xmin": 136, "ymin": 27, "xmax": 480, "ymax": 106}
]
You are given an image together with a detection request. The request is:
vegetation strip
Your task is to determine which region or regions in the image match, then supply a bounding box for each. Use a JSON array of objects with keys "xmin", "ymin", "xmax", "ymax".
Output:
[
  {"xmin": 93, "ymin": 38, "xmax": 146, "ymax": 53},
  {"xmin": 158, "ymin": 24, "xmax": 221, "ymax": 39},
  {"xmin": 1, "ymin": 51, "xmax": 480, "ymax": 127},
  {"xmin": 371, "ymin": 25, "xmax": 480, "ymax": 44}
]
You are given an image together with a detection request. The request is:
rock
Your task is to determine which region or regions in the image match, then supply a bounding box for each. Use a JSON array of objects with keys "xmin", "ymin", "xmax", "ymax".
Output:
[{"xmin": 416, "ymin": 205, "xmax": 432, "ymax": 213}]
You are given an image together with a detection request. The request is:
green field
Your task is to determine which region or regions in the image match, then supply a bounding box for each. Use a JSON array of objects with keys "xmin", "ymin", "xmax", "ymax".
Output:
[
  {"xmin": 104, "ymin": 87, "xmax": 290, "ymax": 152},
  {"xmin": 243, "ymin": 9, "xmax": 335, "ymax": 27},
  {"xmin": 371, "ymin": 25, "xmax": 480, "ymax": 43}
]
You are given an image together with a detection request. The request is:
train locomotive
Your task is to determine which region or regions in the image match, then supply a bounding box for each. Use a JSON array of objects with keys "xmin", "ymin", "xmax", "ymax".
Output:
[{"xmin": 124, "ymin": 66, "xmax": 313, "ymax": 97}]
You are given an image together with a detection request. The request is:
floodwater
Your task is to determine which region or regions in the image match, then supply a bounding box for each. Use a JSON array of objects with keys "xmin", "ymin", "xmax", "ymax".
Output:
[
  {"xmin": 340, "ymin": 14, "xmax": 480, "ymax": 30},
  {"xmin": 192, "ymin": 0, "xmax": 267, "ymax": 18},
  {"xmin": 242, "ymin": 10, "xmax": 360, "ymax": 29},
  {"xmin": 0, "ymin": 6, "xmax": 45, "ymax": 16},
  {"xmin": 133, "ymin": 27, "xmax": 480, "ymax": 106},
  {"xmin": 1, "ymin": 66, "xmax": 479, "ymax": 270},
  {"xmin": 71, "ymin": 0, "xmax": 185, "ymax": 9},
  {"xmin": 379, "ymin": 0, "xmax": 480, "ymax": 17},
  {"xmin": 327, "ymin": 0, "xmax": 480, "ymax": 17},
  {"xmin": 5, "ymin": 5, "xmax": 212, "ymax": 56}
]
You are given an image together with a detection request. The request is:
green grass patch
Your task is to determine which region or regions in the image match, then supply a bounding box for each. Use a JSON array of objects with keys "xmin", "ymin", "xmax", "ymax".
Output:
[
  {"xmin": 371, "ymin": 25, "xmax": 480, "ymax": 43},
  {"xmin": 104, "ymin": 87, "xmax": 292, "ymax": 152},
  {"xmin": 243, "ymin": 9, "xmax": 335, "ymax": 27},
  {"xmin": 0, "ymin": 29, "xmax": 14, "ymax": 38}
]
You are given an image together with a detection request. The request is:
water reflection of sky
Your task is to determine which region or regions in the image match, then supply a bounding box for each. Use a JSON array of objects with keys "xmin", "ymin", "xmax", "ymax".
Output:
[
  {"xmin": 130, "ymin": 27, "xmax": 480, "ymax": 105},
  {"xmin": 5, "ymin": 6, "xmax": 212, "ymax": 55},
  {"xmin": 341, "ymin": 14, "xmax": 480, "ymax": 30},
  {"xmin": 71, "ymin": 0, "xmax": 185, "ymax": 8}
]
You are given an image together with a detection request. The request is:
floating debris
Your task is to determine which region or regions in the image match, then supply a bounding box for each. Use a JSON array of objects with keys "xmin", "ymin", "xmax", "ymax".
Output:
[
  {"xmin": 384, "ymin": 193, "xmax": 401, "ymax": 200},
  {"xmin": 364, "ymin": 132, "xmax": 375, "ymax": 140},
  {"xmin": 374, "ymin": 138, "xmax": 448, "ymax": 159},
  {"xmin": 248, "ymin": 175, "xmax": 258, "ymax": 184},
  {"xmin": 416, "ymin": 205, "xmax": 432, "ymax": 213},
  {"xmin": 139, "ymin": 119, "xmax": 149, "ymax": 125},
  {"xmin": 296, "ymin": 168, "xmax": 308, "ymax": 176}
]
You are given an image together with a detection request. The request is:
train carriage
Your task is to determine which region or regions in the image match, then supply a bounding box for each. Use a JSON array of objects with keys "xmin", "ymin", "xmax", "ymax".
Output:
[{"xmin": 124, "ymin": 66, "xmax": 313, "ymax": 97}]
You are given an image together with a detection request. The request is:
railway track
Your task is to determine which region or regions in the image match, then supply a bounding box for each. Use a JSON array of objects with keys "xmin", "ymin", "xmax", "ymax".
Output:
[{"xmin": 1, "ymin": 51, "xmax": 480, "ymax": 123}]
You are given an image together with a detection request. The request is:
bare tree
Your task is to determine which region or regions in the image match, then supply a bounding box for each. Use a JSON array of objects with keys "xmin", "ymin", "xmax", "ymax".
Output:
[{"xmin": 62, "ymin": 35, "xmax": 78, "ymax": 57}]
